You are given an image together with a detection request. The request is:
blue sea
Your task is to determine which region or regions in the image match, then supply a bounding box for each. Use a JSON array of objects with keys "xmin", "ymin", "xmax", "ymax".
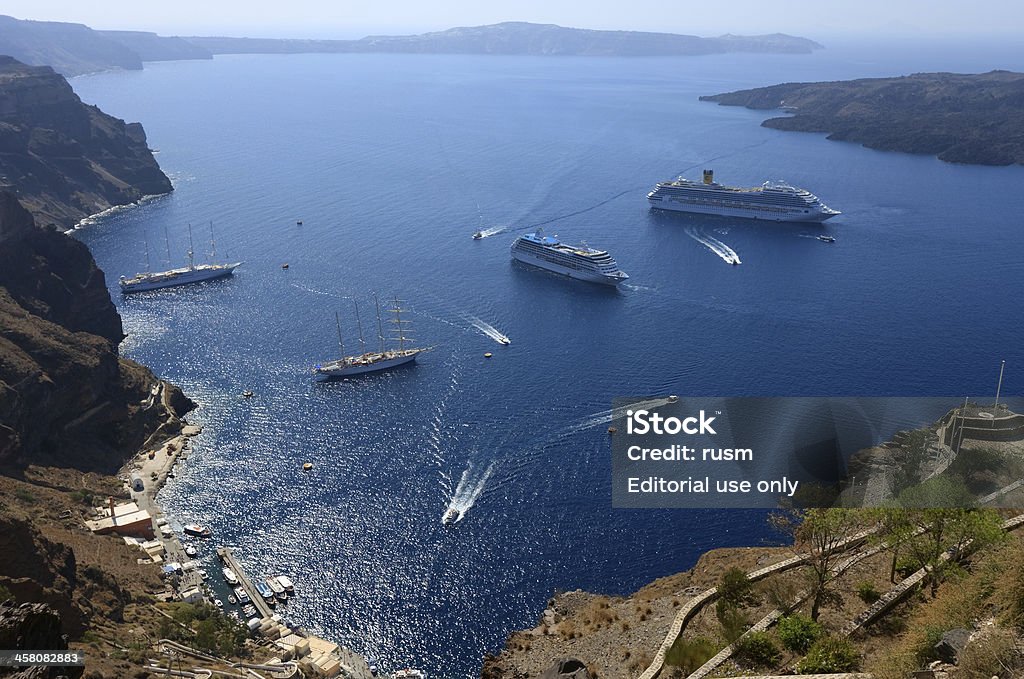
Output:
[{"xmin": 72, "ymin": 38, "xmax": 1024, "ymax": 677}]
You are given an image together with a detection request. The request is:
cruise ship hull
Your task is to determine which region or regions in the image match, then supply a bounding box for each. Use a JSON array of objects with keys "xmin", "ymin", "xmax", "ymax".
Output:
[
  {"xmin": 648, "ymin": 196, "xmax": 838, "ymax": 223},
  {"xmin": 511, "ymin": 251, "xmax": 627, "ymax": 286},
  {"xmin": 314, "ymin": 350, "xmax": 420, "ymax": 379},
  {"xmin": 120, "ymin": 263, "xmax": 241, "ymax": 293}
]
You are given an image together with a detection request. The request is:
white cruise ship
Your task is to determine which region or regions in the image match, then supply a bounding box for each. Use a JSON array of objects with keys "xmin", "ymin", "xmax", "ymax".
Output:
[
  {"xmin": 647, "ymin": 169, "xmax": 839, "ymax": 222},
  {"xmin": 510, "ymin": 231, "xmax": 628, "ymax": 286}
]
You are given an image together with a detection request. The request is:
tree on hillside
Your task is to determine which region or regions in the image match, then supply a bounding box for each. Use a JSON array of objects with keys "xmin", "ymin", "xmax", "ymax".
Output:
[
  {"xmin": 771, "ymin": 508, "xmax": 865, "ymax": 621},
  {"xmin": 902, "ymin": 506, "xmax": 1005, "ymax": 597}
]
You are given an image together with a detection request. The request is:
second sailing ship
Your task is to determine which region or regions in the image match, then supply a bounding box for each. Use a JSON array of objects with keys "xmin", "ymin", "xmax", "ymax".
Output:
[{"xmin": 314, "ymin": 295, "xmax": 426, "ymax": 379}]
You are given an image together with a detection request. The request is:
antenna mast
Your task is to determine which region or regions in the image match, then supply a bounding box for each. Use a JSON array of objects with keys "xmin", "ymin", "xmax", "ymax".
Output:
[{"xmin": 995, "ymin": 359, "xmax": 1006, "ymax": 409}]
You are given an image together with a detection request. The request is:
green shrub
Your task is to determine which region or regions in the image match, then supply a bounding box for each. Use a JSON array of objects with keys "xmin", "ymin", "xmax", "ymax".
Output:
[
  {"xmin": 777, "ymin": 614, "xmax": 823, "ymax": 654},
  {"xmin": 664, "ymin": 636, "xmax": 716, "ymax": 673},
  {"xmin": 797, "ymin": 636, "xmax": 860, "ymax": 674},
  {"xmin": 914, "ymin": 626, "xmax": 946, "ymax": 664},
  {"xmin": 71, "ymin": 489, "xmax": 94, "ymax": 505},
  {"xmin": 715, "ymin": 599, "xmax": 750, "ymax": 642},
  {"xmin": 734, "ymin": 631, "xmax": 781, "ymax": 668},
  {"xmin": 857, "ymin": 581, "xmax": 882, "ymax": 604},
  {"xmin": 718, "ymin": 567, "xmax": 759, "ymax": 606},
  {"xmin": 0, "ymin": 584, "xmax": 13, "ymax": 603},
  {"xmin": 13, "ymin": 488, "xmax": 35, "ymax": 503}
]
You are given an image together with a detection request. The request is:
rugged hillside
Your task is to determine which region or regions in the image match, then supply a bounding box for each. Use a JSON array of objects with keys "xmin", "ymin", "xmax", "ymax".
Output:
[
  {"xmin": 0, "ymin": 15, "xmax": 141, "ymax": 76},
  {"xmin": 186, "ymin": 22, "xmax": 823, "ymax": 57},
  {"xmin": 0, "ymin": 15, "xmax": 211, "ymax": 76},
  {"xmin": 97, "ymin": 30, "xmax": 213, "ymax": 63},
  {"xmin": 0, "ymin": 193, "xmax": 191, "ymax": 472},
  {"xmin": 0, "ymin": 56, "xmax": 172, "ymax": 229},
  {"xmin": 700, "ymin": 70, "xmax": 1024, "ymax": 165}
]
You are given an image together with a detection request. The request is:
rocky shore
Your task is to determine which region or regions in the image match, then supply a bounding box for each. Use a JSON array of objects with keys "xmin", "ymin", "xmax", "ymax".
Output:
[{"xmin": 700, "ymin": 70, "xmax": 1024, "ymax": 166}]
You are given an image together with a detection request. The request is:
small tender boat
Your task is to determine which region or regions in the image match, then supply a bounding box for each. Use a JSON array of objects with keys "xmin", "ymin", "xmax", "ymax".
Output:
[
  {"xmin": 442, "ymin": 507, "xmax": 460, "ymax": 525},
  {"xmin": 817, "ymin": 235, "xmax": 836, "ymax": 243},
  {"xmin": 183, "ymin": 523, "xmax": 211, "ymax": 538},
  {"xmin": 242, "ymin": 390, "xmax": 254, "ymax": 398},
  {"xmin": 214, "ymin": 598, "xmax": 223, "ymax": 608},
  {"xmin": 472, "ymin": 231, "xmax": 484, "ymax": 240},
  {"xmin": 393, "ymin": 670, "xmax": 428, "ymax": 679},
  {"xmin": 228, "ymin": 595, "xmax": 237, "ymax": 605},
  {"xmin": 497, "ymin": 335, "xmax": 511, "ymax": 345},
  {"xmin": 242, "ymin": 603, "xmax": 257, "ymax": 618}
]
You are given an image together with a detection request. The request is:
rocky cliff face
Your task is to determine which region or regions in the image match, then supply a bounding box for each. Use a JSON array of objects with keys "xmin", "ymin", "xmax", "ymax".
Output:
[
  {"xmin": 0, "ymin": 56, "xmax": 172, "ymax": 230},
  {"xmin": 0, "ymin": 193, "xmax": 192, "ymax": 472}
]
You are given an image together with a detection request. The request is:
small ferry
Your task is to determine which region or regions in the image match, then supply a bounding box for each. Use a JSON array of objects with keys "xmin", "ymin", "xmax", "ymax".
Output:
[
  {"xmin": 234, "ymin": 586, "xmax": 250, "ymax": 604},
  {"xmin": 393, "ymin": 670, "xmax": 428, "ymax": 679},
  {"xmin": 183, "ymin": 523, "xmax": 211, "ymax": 538},
  {"xmin": 442, "ymin": 508, "xmax": 460, "ymax": 525},
  {"xmin": 275, "ymin": 575, "xmax": 295, "ymax": 593},
  {"xmin": 254, "ymin": 581, "xmax": 276, "ymax": 605},
  {"xmin": 817, "ymin": 235, "xmax": 836, "ymax": 243},
  {"xmin": 222, "ymin": 567, "xmax": 239, "ymax": 586},
  {"xmin": 267, "ymin": 577, "xmax": 288, "ymax": 601}
]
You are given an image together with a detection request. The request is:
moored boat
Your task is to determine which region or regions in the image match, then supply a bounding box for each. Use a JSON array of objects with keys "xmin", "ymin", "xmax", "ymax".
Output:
[
  {"xmin": 314, "ymin": 295, "xmax": 426, "ymax": 379},
  {"xmin": 183, "ymin": 523, "xmax": 211, "ymax": 538}
]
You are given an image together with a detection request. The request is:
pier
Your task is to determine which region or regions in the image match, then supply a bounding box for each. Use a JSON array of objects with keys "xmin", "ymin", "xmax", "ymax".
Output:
[{"xmin": 217, "ymin": 546, "xmax": 274, "ymax": 620}]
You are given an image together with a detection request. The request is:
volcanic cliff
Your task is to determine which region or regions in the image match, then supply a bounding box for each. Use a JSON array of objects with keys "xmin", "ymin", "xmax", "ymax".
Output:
[{"xmin": 0, "ymin": 55, "xmax": 172, "ymax": 230}]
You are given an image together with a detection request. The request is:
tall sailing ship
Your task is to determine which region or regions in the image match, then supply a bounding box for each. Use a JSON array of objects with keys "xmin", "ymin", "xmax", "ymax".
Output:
[
  {"xmin": 119, "ymin": 223, "xmax": 241, "ymax": 293},
  {"xmin": 314, "ymin": 295, "xmax": 425, "ymax": 379},
  {"xmin": 647, "ymin": 169, "xmax": 840, "ymax": 222}
]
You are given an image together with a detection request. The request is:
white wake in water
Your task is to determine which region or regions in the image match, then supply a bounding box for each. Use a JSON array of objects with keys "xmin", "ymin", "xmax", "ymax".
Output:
[
  {"xmin": 466, "ymin": 316, "xmax": 511, "ymax": 344},
  {"xmin": 561, "ymin": 396, "xmax": 676, "ymax": 436},
  {"xmin": 685, "ymin": 227, "xmax": 742, "ymax": 265},
  {"xmin": 475, "ymin": 225, "xmax": 508, "ymax": 238},
  {"xmin": 444, "ymin": 462, "xmax": 495, "ymax": 523}
]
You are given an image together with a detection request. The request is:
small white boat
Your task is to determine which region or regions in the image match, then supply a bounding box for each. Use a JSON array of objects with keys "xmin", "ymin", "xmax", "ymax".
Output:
[
  {"xmin": 442, "ymin": 508, "xmax": 460, "ymax": 525},
  {"xmin": 183, "ymin": 523, "xmax": 211, "ymax": 538},
  {"xmin": 472, "ymin": 231, "xmax": 483, "ymax": 240},
  {"xmin": 184, "ymin": 545, "xmax": 198, "ymax": 558},
  {"xmin": 227, "ymin": 595, "xmax": 237, "ymax": 605},
  {"xmin": 817, "ymin": 235, "xmax": 836, "ymax": 243},
  {"xmin": 214, "ymin": 598, "xmax": 223, "ymax": 608},
  {"xmin": 222, "ymin": 567, "xmax": 239, "ymax": 586},
  {"xmin": 497, "ymin": 335, "xmax": 511, "ymax": 345},
  {"xmin": 275, "ymin": 575, "xmax": 295, "ymax": 593},
  {"xmin": 234, "ymin": 586, "xmax": 250, "ymax": 604},
  {"xmin": 393, "ymin": 670, "xmax": 428, "ymax": 679}
]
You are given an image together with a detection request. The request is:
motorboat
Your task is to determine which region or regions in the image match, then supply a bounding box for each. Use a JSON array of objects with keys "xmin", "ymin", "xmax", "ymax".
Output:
[{"xmin": 442, "ymin": 507, "xmax": 460, "ymax": 525}]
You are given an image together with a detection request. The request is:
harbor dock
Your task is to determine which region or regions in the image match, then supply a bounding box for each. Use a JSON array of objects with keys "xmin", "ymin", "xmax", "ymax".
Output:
[{"xmin": 217, "ymin": 547, "xmax": 374, "ymax": 679}]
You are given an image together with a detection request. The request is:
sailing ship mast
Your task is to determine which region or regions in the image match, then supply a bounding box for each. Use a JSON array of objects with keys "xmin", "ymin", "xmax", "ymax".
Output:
[
  {"xmin": 186, "ymin": 224, "xmax": 196, "ymax": 270},
  {"xmin": 163, "ymin": 226, "xmax": 172, "ymax": 265},
  {"xmin": 373, "ymin": 293, "xmax": 386, "ymax": 354},
  {"xmin": 209, "ymin": 220, "xmax": 218, "ymax": 261},
  {"xmin": 143, "ymin": 235, "xmax": 151, "ymax": 274},
  {"xmin": 334, "ymin": 311, "xmax": 345, "ymax": 359},
  {"xmin": 353, "ymin": 299, "xmax": 366, "ymax": 355},
  {"xmin": 389, "ymin": 296, "xmax": 412, "ymax": 352}
]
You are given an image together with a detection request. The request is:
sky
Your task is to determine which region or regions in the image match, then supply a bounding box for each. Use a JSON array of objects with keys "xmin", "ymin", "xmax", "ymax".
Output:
[{"xmin": 5, "ymin": 1, "xmax": 1022, "ymax": 39}]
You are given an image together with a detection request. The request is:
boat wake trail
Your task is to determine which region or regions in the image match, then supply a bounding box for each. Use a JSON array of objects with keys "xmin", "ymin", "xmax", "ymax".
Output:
[
  {"xmin": 561, "ymin": 397, "xmax": 676, "ymax": 437},
  {"xmin": 476, "ymin": 225, "xmax": 508, "ymax": 238},
  {"xmin": 445, "ymin": 462, "xmax": 495, "ymax": 523},
  {"xmin": 513, "ymin": 186, "xmax": 644, "ymax": 233},
  {"xmin": 685, "ymin": 227, "xmax": 741, "ymax": 265},
  {"xmin": 290, "ymin": 283, "xmax": 345, "ymax": 299},
  {"xmin": 466, "ymin": 316, "xmax": 511, "ymax": 344}
]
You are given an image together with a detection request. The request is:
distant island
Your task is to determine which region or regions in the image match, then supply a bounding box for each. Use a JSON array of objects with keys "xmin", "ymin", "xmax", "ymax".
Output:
[
  {"xmin": 0, "ymin": 15, "xmax": 822, "ymax": 76},
  {"xmin": 186, "ymin": 22, "xmax": 823, "ymax": 58},
  {"xmin": 701, "ymin": 70, "xmax": 1024, "ymax": 166}
]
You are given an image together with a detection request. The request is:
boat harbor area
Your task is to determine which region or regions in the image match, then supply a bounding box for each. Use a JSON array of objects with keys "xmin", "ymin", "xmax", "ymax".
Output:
[{"xmin": 80, "ymin": 403, "xmax": 376, "ymax": 679}]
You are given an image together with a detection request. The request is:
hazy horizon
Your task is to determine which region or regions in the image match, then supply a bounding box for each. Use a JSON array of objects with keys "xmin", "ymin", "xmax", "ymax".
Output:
[{"xmin": 6, "ymin": 1, "xmax": 1024, "ymax": 41}]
